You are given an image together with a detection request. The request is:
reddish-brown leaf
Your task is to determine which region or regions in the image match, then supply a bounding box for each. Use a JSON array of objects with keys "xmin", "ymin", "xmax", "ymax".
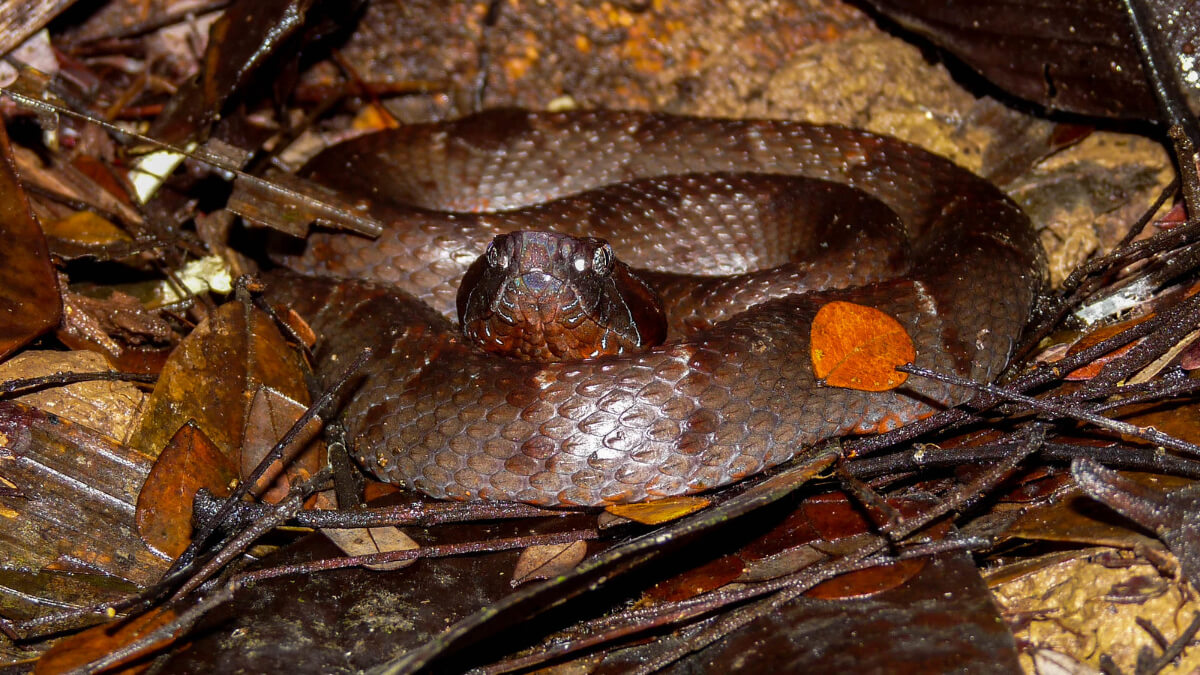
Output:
[
  {"xmin": 810, "ymin": 301, "xmax": 914, "ymax": 391},
  {"xmin": 56, "ymin": 289, "xmax": 176, "ymax": 375},
  {"xmin": 127, "ymin": 299, "xmax": 310, "ymax": 464},
  {"xmin": 241, "ymin": 386, "xmax": 323, "ymax": 503},
  {"xmin": 1062, "ymin": 314, "xmax": 1153, "ymax": 381},
  {"xmin": 0, "ymin": 119, "xmax": 61, "ymax": 361},
  {"xmin": 136, "ymin": 421, "xmax": 237, "ymax": 559},
  {"xmin": 805, "ymin": 559, "xmax": 927, "ymax": 599},
  {"xmin": 34, "ymin": 607, "xmax": 179, "ymax": 675}
]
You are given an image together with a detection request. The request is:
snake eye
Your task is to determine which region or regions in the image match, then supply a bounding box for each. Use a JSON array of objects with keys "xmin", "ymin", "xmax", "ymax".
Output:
[
  {"xmin": 591, "ymin": 244, "xmax": 614, "ymax": 275},
  {"xmin": 486, "ymin": 241, "xmax": 508, "ymax": 268}
]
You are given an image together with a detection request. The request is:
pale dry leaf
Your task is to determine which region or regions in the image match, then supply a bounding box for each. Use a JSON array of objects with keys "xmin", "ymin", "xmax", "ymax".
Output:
[
  {"xmin": 0, "ymin": 350, "xmax": 145, "ymax": 443},
  {"xmin": 512, "ymin": 540, "xmax": 588, "ymax": 586},
  {"xmin": 314, "ymin": 490, "xmax": 419, "ymax": 572}
]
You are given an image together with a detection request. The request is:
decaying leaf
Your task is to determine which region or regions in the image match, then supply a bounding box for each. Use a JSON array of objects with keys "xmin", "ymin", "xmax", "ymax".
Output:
[
  {"xmin": 990, "ymin": 550, "xmax": 1200, "ymax": 674},
  {"xmin": 0, "ymin": 119, "xmax": 61, "ymax": 361},
  {"xmin": 57, "ymin": 289, "xmax": 176, "ymax": 374},
  {"xmin": 34, "ymin": 607, "xmax": 179, "ymax": 675},
  {"xmin": 241, "ymin": 386, "xmax": 323, "ymax": 503},
  {"xmin": 0, "ymin": 349, "xmax": 145, "ymax": 443},
  {"xmin": 0, "ymin": 401, "xmax": 166, "ymax": 612},
  {"xmin": 511, "ymin": 540, "xmax": 588, "ymax": 586},
  {"xmin": 810, "ymin": 301, "xmax": 914, "ymax": 391},
  {"xmin": 136, "ymin": 421, "xmax": 237, "ymax": 559},
  {"xmin": 605, "ymin": 496, "xmax": 710, "ymax": 525}
]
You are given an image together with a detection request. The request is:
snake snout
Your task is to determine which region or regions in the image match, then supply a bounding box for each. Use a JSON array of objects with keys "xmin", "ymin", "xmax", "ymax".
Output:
[{"xmin": 516, "ymin": 269, "xmax": 555, "ymax": 296}]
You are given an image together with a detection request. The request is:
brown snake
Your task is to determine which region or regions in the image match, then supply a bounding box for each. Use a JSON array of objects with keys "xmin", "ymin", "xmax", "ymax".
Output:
[{"xmin": 271, "ymin": 109, "xmax": 1046, "ymax": 506}]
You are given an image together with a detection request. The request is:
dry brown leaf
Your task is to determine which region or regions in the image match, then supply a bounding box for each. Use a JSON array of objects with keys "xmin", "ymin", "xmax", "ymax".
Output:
[
  {"xmin": 0, "ymin": 349, "xmax": 145, "ymax": 443},
  {"xmin": 0, "ymin": 119, "xmax": 61, "ymax": 361},
  {"xmin": 135, "ymin": 421, "xmax": 237, "ymax": 559},
  {"xmin": 42, "ymin": 210, "xmax": 134, "ymax": 247},
  {"xmin": 511, "ymin": 540, "xmax": 588, "ymax": 586},
  {"xmin": 241, "ymin": 386, "xmax": 323, "ymax": 503},
  {"xmin": 809, "ymin": 301, "xmax": 914, "ymax": 391},
  {"xmin": 127, "ymin": 299, "xmax": 309, "ymax": 462},
  {"xmin": 57, "ymin": 289, "xmax": 176, "ymax": 374},
  {"xmin": 34, "ymin": 607, "xmax": 179, "ymax": 675},
  {"xmin": 313, "ymin": 491, "xmax": 418, "ymax": 571},
  {"xmin": 321, "ymin": 527, "xmax": 419, "ymax": 572}
]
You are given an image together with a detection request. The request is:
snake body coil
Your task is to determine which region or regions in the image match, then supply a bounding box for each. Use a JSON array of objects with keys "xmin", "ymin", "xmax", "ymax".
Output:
[{"xmin": 272, "ymin": 109, "xmax": 1046, "ymax": 506}]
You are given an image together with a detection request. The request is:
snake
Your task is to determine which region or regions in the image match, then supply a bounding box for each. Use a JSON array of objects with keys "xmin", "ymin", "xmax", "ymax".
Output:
[{"xmin": 269, "ymin": 108, "xmax": 1046, "ymax": 507}]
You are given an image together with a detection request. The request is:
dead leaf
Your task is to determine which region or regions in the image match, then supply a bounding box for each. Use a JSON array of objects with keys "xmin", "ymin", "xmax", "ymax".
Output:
[
  {"xmin": 313, "ymin": 490, "xmax": 418, "ymax": 571},
  {"xmin": 127, "ymin": 299, "xmax": 310, "ymax": 462},
  {"xmin": 241, "ymin": 386, "xmax": 324, "ymax": 503},
  {"xmin": 320, "ymin": 526, "xmax": 419, "ymax": 573},
  {"xmin": 645, "ymin": 492, "xmax": 938, "ymax": 604},
  {"xmin": 511, "ymin": 540, "xmax": 588, "ymax": 586},
  {"xmin": 605, "ymin": 496, "xmax": 710, "ymax": 525},
  {"xmin": 136, "ymin": 421, "xmax": 237, "ymax": 559},
  {"xmin": 1061, "ymin": 315, "xmax": 1152, "ymax": 381},
  {"xmin": 0, "ymin": 401, "xmax": 166, "ymax": 600},
  {"xmin": 43, "ymin": 210, "xmax": 133, "ymax": 247},
  {"xmin": 810, "ymin": 301, "xmax": 914, "ymax": 391},
  {"xmin": 990, "ymin": 550, "xmax": 1199, "ymax": 674},
  {"xmin": 34, "ymin": 607, "xmax": 179, "ymax": 675},
  {"xmin": 57, "ymin": 289, "xmax": 176, "ymax": 374},
  {"xmin": 227, "ymin": 170, "xmax": 384, "ymax": 237},
  {"xmin": 0, "ymin": 119, "xmax": 61, "ymax": 361},
  {"xmin": 805, "ymin": 559, "xmax": 927, "ymax": 599},
  {"xmin": 0, "ymin": 349, "xmax": 145, "ymax": 443}
]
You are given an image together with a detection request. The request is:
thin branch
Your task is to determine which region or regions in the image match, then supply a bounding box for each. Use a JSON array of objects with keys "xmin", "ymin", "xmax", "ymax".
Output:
[
  {"xmin": 239, "ymin": 529, "xmax": 600, "ymax": 583},
  {"xmin": 899, "ymin": 364, "xmax": 1200, "ymax": 458},
  {"xmin": 191, "ymin": 490, "xmax": 565, "ymax": 530},
  {"xmin": 0, "ymin": 371, "xmax": 157, "ymax": 397}
]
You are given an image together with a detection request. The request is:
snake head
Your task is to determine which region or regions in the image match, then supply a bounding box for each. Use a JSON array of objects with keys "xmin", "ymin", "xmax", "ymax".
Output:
[{"xmin": 457, "ymin": 231, "xmax": 666, "ymax": 361}]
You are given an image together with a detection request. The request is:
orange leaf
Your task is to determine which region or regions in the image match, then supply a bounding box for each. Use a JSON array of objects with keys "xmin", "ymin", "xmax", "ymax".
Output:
[
  {"xmin": 43, "ymin": 211, "xmax": 134, "ymax": 246},
  {"xmin": 136, "ymin": 421, "xmax": 237, "ymax": 559},
  {"xmin": 810, "ymin": 301, "xmax": 914, "ymax": 392},
  {"xmin": 605, "ymin": 496, "xmax": 710, "ymax": 524},
  {"xmin": 35, "ymin": 607, "xmax": 178, "ymax": 675}
]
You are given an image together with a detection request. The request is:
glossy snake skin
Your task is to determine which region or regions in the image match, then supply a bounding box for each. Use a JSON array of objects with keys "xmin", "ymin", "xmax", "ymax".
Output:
[{"xmin": 272, "ymin": 109, "xmax": 1045, "ymax": 506}]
